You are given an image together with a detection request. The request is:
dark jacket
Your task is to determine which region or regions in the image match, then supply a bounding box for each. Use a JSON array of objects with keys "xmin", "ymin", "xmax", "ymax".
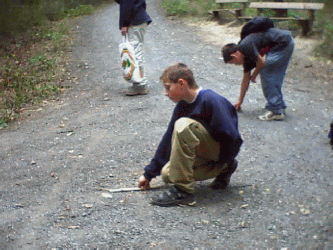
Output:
[
  {"xmin": 238, "ymin": 28, "xmax": 293, "ymax": 72},
  {"xmin": 115, "ymin": 0, "xmax": 152, "ymax": 29},
  {"xmin": 144, "ymin": 89, "xmax": 243, "ymax": 181}
]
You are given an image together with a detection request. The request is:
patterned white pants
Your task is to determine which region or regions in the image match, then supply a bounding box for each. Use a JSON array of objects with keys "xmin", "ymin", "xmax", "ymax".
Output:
[{"xmin": 127, "ymin": 22, "xmax": 148, "ymax": 86}]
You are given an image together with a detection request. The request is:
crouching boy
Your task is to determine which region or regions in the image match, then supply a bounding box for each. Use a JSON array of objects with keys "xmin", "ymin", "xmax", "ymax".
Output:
[{"xmin": 138, "ymin": 63, "xmax": 243, "ymax": 207}]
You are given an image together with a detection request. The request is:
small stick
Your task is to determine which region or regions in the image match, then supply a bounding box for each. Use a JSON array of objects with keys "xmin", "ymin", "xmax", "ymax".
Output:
[
  {"xmin": 94, "ymin": 185, "xmax": 165, "ymax": 193},
  {"xmin": 94, "ymin": 184, "xmax": 253, "ymax": 193}
]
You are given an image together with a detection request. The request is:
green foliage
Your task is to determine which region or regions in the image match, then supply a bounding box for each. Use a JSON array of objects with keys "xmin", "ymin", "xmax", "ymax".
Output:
[
  {"xmin": 0, "ymin": 0, "xmax": 112, "ymax": 35},
  {"xmin": 0, "ymin": 0, "xmax": 112, "ymax": 127},
  {"xmin": 0, "ymin": 4, "xmax": 45, "ymax": 35},
  {"xmin": 162, "ymin": 0, "xmax": 189, "ymax": 16},
  {"xmin": 316, "ymin": 23, "xmax": 333, "ymax": 59},
  {"xmin": 65, "ymin": 4, "xmax": 95, "ymax": 17},
  {"xmin": 314, "ymin": 1, "xmax": 333, "ymax": 60},
  {"xmin": 162, "ymin": 0, "xmax": 216, "ymax": 17},
  {"xmin": 0, "ymin": 47, "xmax": 60, "ymax": 125}
]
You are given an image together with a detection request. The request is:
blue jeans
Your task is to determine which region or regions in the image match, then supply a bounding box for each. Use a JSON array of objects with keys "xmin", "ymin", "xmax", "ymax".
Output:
[{"xmin": 260, "ymin": 39, "xmax": 294, "ymax": 114}]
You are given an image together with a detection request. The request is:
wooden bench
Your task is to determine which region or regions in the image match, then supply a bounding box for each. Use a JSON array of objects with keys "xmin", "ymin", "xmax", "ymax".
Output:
[
  {"xmin": 211, "ymin": 0, "xmax": 248, "ymax": 20},
  {"xmin": 246, "ymin": 2, "xmax": 324, "ymax": 36}
]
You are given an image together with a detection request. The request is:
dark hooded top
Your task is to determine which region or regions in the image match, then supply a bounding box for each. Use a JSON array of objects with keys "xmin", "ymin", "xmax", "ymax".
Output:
[
  {"xmin": 237, "ymin": 28, "xmax": 293, "ymax": 72},
  {"xmin": 115, "ymin": 0, "xmax": 152, "ymax": 29}
]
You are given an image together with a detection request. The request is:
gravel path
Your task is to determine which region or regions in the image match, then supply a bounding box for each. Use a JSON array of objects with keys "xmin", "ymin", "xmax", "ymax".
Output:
[{"xmin": 1, "ymin": 1, "xmax": 332, "ymax": 249}]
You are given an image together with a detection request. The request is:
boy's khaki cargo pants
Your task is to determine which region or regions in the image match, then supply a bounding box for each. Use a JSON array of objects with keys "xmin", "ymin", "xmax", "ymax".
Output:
[{"xmin": 161, "ymin": 118, "xmax": 228, "ymax": 194}]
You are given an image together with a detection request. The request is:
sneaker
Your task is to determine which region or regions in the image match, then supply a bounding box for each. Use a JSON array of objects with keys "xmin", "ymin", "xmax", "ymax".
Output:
[
  {"xmin": 150, "ymin": 186, "xmax": 194, "ymax": 207},
  {"xmin": 210, "ymin": 159, "xmax": 238, "ymax": 190},
  {"xmin": 259, "ymin": 111, "xmax": 285, "ymax": 121},
  {"xmin": 125, "ymin": 85, "xmax": 149, "ymax": 96}
]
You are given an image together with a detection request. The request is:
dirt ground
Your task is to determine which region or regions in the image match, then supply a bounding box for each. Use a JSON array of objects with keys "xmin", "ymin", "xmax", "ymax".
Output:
[{"xmin": 1, "ymin": 0, "xmax": 332, "ymax": 249}]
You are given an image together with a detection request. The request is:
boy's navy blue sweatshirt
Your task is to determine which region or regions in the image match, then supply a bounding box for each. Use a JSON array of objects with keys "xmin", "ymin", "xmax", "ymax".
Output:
[
  {"xmin": 115, "ymin": 0, "xmax": 152, "ymax": 29},
  {"xmin": 144, "ymin": 89, "xmax": 243, "ymax": 181}
]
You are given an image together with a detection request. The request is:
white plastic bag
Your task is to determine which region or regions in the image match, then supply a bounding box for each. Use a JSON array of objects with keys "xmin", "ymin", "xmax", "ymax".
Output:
[{"xmin": 118, "ymin": 35, "xmax": 142, "ymax": 83}]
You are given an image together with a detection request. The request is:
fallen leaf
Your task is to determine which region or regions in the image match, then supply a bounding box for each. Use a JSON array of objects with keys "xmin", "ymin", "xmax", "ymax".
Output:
[
  {"xmin": 150, "ymin": 242, "xmax": 158, "ymax": 247},
  {"xmin": 68, "ymin": 226, "xmax": 80, "ymax": 229},
  {"xmin": 240, "ymin": 204, "xmax": 249, "ymax": 209},
  {"xmin": 300, "ymin": 208, "xmax": 310, "ymax": 215}
]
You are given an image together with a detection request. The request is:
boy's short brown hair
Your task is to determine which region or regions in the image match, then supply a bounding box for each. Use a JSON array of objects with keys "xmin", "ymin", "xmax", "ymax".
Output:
[
  {"xmin": 160, "ymin": 63, "xmax": 197, "ymax": 88},
  {"xmin": 222, "ymin": 43, "xmax": 238, "ymax": 63}
]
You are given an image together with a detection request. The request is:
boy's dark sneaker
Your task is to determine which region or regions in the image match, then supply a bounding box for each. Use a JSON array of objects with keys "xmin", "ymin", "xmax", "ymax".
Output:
[
  {"xmin": 150, "ymin": 186, "xmax": 194, "ymax": 207},
  {"xmin": 209, "ymin": 159, "xmax": 238, "ymax": 190}
]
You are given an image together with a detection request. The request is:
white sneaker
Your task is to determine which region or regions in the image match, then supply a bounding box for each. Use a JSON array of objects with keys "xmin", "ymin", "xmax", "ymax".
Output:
[{"xmin": 259, "ymin": 111, "xmax": 285, "ymax": 121}]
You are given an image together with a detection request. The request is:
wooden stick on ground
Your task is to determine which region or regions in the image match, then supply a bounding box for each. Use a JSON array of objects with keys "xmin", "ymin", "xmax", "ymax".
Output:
[
  {"xmin": 94, "ymin": 185, "xmax": 165, "ymax": 193},
  {"xmin": 94, "ymin": 183, "xmax": 253, "ymax": 193}
]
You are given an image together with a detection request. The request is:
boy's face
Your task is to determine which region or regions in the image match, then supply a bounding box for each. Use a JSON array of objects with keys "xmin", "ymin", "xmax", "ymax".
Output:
[
  {"xmin": 163, "ymin": 79, "xmax": 185, "ymax": 103},
  {"xmin": 227, "ymin": 52, "xmax": 244, "ymax": 65}
]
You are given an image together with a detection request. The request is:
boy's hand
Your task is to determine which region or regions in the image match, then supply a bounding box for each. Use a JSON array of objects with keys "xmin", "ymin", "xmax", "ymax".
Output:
[
  {"xmin": 234, "ymin": 100, "xmax": 242, "ymax": 111},
  {"xmin": 138, "ymin": 175, "xmax": 150, "ymax": 190},
  {"xmin": 250, "ymin": 74, "xmax": 257, "ymax": 83},
  {"xmin": 120, "ymin": 26, "xmax": 128, "ymax": 36}
]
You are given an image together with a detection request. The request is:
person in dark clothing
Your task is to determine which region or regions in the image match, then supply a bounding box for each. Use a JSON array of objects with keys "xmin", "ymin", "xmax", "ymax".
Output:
[
  {"xmin": 115, "ymin": 0, "xmax": 152, "ymax": 96},
  {"xmin": 138, "ymin": 63, "xmax": 243, "ymax": 207},
  {"xmin": 222, "ymin": 28, "xmax": 294, "ymax": 121}
]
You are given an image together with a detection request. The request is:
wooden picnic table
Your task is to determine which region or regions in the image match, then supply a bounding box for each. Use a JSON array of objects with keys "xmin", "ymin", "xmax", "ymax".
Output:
[
  {"xmin": 247, "ymin": 2, "xmax": 324, "ymax": 36},
  {"xmin": 212, "ymin": 0, "xmax": 248, "ymax": 20},
  {"xmin": 250, "ymin": 2, "xmax": 324, "ymax": 20}
]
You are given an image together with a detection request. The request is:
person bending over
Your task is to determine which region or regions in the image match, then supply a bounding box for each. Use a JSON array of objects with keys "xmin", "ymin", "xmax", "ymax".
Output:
[{"xmin": 222, "ymin": 28, "xmax": 294, "ymax": 121}]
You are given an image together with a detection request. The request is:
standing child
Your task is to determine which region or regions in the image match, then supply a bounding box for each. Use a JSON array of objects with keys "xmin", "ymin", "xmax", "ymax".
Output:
[
  {"xmin": 222, "ymin": 28, "xmax": 294, "ymax": 121},
  {"xmin": 115, "ymin": 0, "xmax": 152, "ymax": 96},
  {"xmin": 138, "ymin": 63, "xmax": 243, "ymax": 207}
]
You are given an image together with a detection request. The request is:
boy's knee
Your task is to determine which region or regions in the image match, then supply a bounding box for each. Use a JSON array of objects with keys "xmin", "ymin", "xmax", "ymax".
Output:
[
  {"xmin": 174, "ymin": 118, "xmax": 196, "ymax": 133},
  {"xmin": 161, "ymin": 165, "xmax": 172, "ymax": 184},
  {"xmin": 174, "ymin": 118, "xmax": 201, "ymax": 147}
]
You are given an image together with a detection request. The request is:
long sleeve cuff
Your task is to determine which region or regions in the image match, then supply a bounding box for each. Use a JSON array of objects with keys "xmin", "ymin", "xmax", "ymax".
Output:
[{"xmin": 143, "ymin": 172, "xmax": 154, "ymax": 182}]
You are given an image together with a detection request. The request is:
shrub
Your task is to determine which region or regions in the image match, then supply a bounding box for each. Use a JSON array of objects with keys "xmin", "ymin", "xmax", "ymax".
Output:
[
  {"xmin": 162, "ymin": 0, "xmax": 216, "ymax": 17},
  {"xmin": 316, "ymin": 23, "xmax": 333, "ymax": 59}
]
